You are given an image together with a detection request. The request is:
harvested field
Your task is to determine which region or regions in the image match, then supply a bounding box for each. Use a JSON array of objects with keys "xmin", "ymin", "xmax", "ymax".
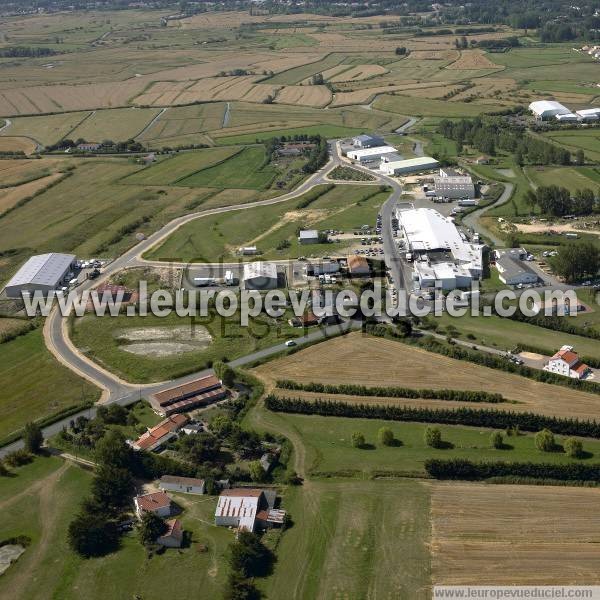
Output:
[
  {"xmin": 329, "ymin": 85, "xmax": 409, "ymax": 107},
  {"xmin": 0, "ymin": 112, "xmax": 90, "ymax": 146},
  {"xmin": 446, "ymin": 49, "xmax": 502, "ymax": 71},
  {"xmin": 431, "ymin": 482, "xmax": 600, "ymax": 585},
  {"xmin": 275, "ymin": 85, "xmax": 332, "ymax": 107},
  {"xmin": 0, "ymin": 137, "xmax": 37, "ymax": 155},
  {"xmin": 408, "ymin": 50, "xmax": 459, "ymax": 61},
  {"xmin": 255, "ymin": 332, "xmax": 600, "ymax": 421},
  {"xmin": 0, "ymin": 173, "xmax": 64, "ymax": 214},
  {"xmin": 329, "ymin": 64, "xmax": 388, "ymax": 82},
  {"xmin": 0, "ymin": 158, "xmax": 65, "ymax": 186}
]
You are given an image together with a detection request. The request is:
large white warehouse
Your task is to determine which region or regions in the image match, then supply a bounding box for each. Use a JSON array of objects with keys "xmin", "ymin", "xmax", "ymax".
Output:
[
  {"xmin": 3, "ymin": 253, "xmax": 76, "ymax": 298},
  {"xmin": 381, "ymin": 156, "xmax": 439, "ymax": 176},
  {"xmin": 243, "ymin": 261, "xmax": 278, "ymax": 290},
  {"xmin": 397, "ymin": 208, "xmax": 483, "ymax": 289},
  {"xmin": 529, "ymin": 100, "xmax": 571, "ymax": 120},
  {"xmin": 347, "ymin": 145, "xmax": 397, "ymax": 163}
]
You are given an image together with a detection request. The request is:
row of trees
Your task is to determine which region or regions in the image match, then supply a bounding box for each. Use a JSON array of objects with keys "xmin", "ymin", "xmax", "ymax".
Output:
[
  {"xmin": 264, "ymin": 395, "xmax": 600, "ymax": 439},
  {"xmin": 276, "ymin": 380, "xmax": 505, "ymax": 403},
  {"xmin": 524, "ymin": 186, "xmax": 597, "ymax": 217},
  {"xmin": 550, "ymin": 242, "xmax": 600, "ymax": 283},
  {"xmin": 0, "ymin": 46, "xmax": 56, "ymax": 58}
]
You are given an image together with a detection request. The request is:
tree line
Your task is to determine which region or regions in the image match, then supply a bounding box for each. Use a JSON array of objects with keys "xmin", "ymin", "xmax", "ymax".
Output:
[
  {"xmin": 264, "ymin": 395, "xmax": 600, "ymax": 439},
  {"xmin": 276, "ymin": 380, "xmax": 505, "ymax": 403},
  {"xmin": 0, "ymin": 46, "xmax": 56, "ymax": 58},
  {"xmin": 524, "ymin": 186, "xmax": 598, "ymax": 217}
]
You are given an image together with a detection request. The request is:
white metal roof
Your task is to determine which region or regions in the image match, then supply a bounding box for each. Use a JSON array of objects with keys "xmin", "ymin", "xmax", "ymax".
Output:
[
  {"xmin": 576, "ymin": 108, "xmax": 600, "ymax": 117},
  {"xmin": 348, "ymin": 145, "xmax": 396, "ymax": 158},
  {"xmin": 528, "ymin": 100, "xmax": 570, "ymax": 116},
  {"xmin": 299, "ymin": 229, "xmax": 318, "ymax": 239},
  {"xmin": 555, "ymin": 112, "xmax": 578, "ymax": 121},
  {"xmin": 5, "ymin": 253, "xmax": 75, "ymax": 289},
  {"xmin": 243, "ymin": 261, "xmax": 278, "ymax": 281}
]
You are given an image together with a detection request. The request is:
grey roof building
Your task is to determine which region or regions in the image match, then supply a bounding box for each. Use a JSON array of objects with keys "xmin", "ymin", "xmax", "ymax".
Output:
[
  {"xmin": 4, "ymin": 253, "xmax": 75, "ymax": 298},
  {"xmin": 298, "ymin": 229, "xmax": 319, "ymax": 244},
  {"xmin": 352, "ymin": 134, "xmax": 385, "ymax": 148},
  {"xmin": 496, "ymin": 255, "xmax": 539, "ymax": 286}
]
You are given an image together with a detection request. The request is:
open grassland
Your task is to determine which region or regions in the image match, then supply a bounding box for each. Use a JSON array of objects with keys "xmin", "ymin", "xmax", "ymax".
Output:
[
  {"xmin": 0, "ymin": 172, "xmax": 64, "ymax": 214},
  {"xmin": 145, "ymin": 184, "xmax": 386, "ymax": 262},
  {"xmin": 67, "ymin": 107, "xmax": 161, "ymax": 142},
  {"xmin": 0, "ymin": 456, "xmax": 232, "ymax": 599},
  {"xmin": 0, "ymin": 329, "xmax": 100, "ymax": 443},
  {"xmin": 431, "ymin": 482, "xmax": 600, "ymax": 585},
  {"xmin": 257, "ymin": 410, "xmax": 600, "ymax": 476},
  {"xmin": 542, "ymin": 129, "xmax": 600, "ymax": 162},
  {"xmin": 254, "ymin": 332, "xmax": 600, "ymax": 421},
  {"xmin": 0, "ymin": 112, "xmax": 90, "ymax": 146},
  {"xmin": 525, "ymin": 165, "xmax": 600, "ymax": 192},
  {"xmin": 258, "ymin": 480, "xmax": 431, "ymax": 600},
  {"xmin": 123, "ymin": 146, "xmax": 242, "ymax": 186},
  {"xmin": 0, "ymin": 157, "xmax": 67, "ymax": 186},
  {"xmin": 71, "ymin": 311, "xmax": 299, "ymax": 383}
]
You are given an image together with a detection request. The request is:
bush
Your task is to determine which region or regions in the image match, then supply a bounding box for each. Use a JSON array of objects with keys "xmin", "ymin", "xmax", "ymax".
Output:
[
  {"xmin": 351, "ymin": 431, "xmax": 365, "ymax": 448},
  {"xmin": 378, "ymin": 427, "xmax": 394, "ymax": 446},
  {"xmin": 490, "ymin": 431, "xmax": 504, "ymax": 449},
  {"xmin": 564, "ymin": 437, "xmax": 583, "ymax": 458},
  {"xmin": 424, "ymin": 426, "xmax": 442, "ymax": 448},
  {"xmin": 535, "ymin": 429, "xmax": 556, "ymax": 452},
  {"xmin": 23, "ymin": 422, "xmax": 43, "ymax": 454},
  {"xmin": 68, "ymin": 510, "xmax": 120, "ymax": 557}
]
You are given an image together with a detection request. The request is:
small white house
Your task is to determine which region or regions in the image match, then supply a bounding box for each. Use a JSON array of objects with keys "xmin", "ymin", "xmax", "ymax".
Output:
[
  {"xmin": 159, "ymin": 475, "xmax": 205, "ymax": 495},
  {"xmin": 544, "ymin": 345, "xmax": 590, "ymax": 379},
  {"xmin": 134, "ymin": 491, "xmax": 172, "ymax": 519}
]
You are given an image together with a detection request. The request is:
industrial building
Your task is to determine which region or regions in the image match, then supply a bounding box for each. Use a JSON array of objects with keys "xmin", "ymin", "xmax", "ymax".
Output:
[
  {"xmin": 495, "ymin": 254, "xmax": 539, "ymax": 286},
  {"xmin": 243, "ymin": 261, "xmax": 278, "ymax": 290},
  {"xmin": 298, "ymin": 229, "xmax": 319, "ymax": 244},
  {"xmin": 381, "ymin": 156, "xmax": 439, "ymax": 176},
  {"xmin": 576, "ymin": 108, "xmax": 600, "ymax": 121},
  {"xmin": 352, "ymin": 134, "xmax": 384, "ymax": 148},
  {"xmin": 3, "ymin": 253, "xmax": 76, "ymax": 298},
  {"xmin": 529, "ymin": 100, "xmax": 571, "ymax": 120},
  {"xmin": 347, "ymin": 145, "xmax": 397, "ymax": 163},
  {"xmin": 396, "ymin": 208, "xmax": 484, "ymax": 289},
  {"xmin": 149, "ymin": 375, "xmax": 227, "ymax": 417},
  {"xmin": 433, "ymin": 171, "xmax": 475, "ymax": 199}
]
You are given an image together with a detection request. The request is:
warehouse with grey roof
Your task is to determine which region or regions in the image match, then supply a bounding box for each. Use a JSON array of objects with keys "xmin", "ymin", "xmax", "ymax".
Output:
[{"xmin": 3, "ymin": 253, "xmax": 75, "ymax": 298}]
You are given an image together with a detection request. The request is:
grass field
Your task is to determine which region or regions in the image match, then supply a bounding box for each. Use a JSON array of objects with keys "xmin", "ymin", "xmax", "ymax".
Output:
[
  {"xmin": 71, "ymin": 311, "xmax": 299, "ymax": 383},
  {"xmin": 254, "ymin": 332, "xmax": 600, "ymax": 421},
  {"xmin": 145, "ymin": 184, "xmax": 387, "ymax": 262},
  {"xmin": 0, "ymin": 328, "xmax": 100, "ymax": 443},
  {"xmin": 0, "ymin": 112, "xmax": 91, "ymax": 146},
  {"xmin": 373, "ymin": 93, "xmax": 507, "ymax": 117},
  {"xmin": 542, "ymin": 129, "xmax": 600, "ymax": 162},
  {"xmin": 431, "ymin": 482, "xmax": 600, "ymax": 585},
  {"xmin": 525, "ymin": 165, "xmax": 600, "ymax": 192}
]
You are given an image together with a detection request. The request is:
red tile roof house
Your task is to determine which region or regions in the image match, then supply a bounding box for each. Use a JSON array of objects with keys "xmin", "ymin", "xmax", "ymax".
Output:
[
  {"xmin": 214, "ymin": 488, "xmax": 285, "ymax": 532},
  {"xmin": 134, "ymin": 491, "xmax": 173, "ymax": 519},
  {"xmin": 129, "ymin": 414, "xmax": 189, "ymax": 452},
  {"xmin": 149, "ymin": 375, "xmax": 227, "ymax": 417},
  {"xmin": 157, "ymin": 519, "xmax": 183, "ymax": 548},
  {"xmin": 543, "ymin": 345, "xmax": 591, "ymax": 380}
]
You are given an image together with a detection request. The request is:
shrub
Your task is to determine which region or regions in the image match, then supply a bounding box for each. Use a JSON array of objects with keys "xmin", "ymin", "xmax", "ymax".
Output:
[
  {"xmin": 490, "ymin": 431, "xmax": 504, "ymax": 449},
  {"xmin": 535, "ymin": 429, "xmax": 556, "ymax": 452},
  {"xmin": 564, "ymin": 437, "xmax": 583, "ymax": 458},
  {"xmin": 351, "ymin": 432, "xmax": 365, "ymax": 448},
  {"xmin": 378, "ymin": 427, "xmax": 394, "ymax": 446},
  {"xmin": 424, "ymin": 426, "xmax": 442, "ymax": 448}
]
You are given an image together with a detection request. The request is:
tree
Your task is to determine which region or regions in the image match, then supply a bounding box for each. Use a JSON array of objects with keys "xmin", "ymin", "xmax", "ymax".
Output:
[
  {"xmin": 424, "ymin": 426, "xmax": 443, "ymax": 449},
  {"xmin": 214, "ymin": 361, "xmax": 236, "ymax": 388},
  {"xmin": 94, "ymin": 430, "xmax": 132, "ymax": 470},
  {"xmin": 378, "ymin": 427, "xmax": 394, "ymax": 446},
  {"xmin": 564, "ymin": 437, "xmax": 583, "ymax": 458},
  {"xmin": 351, "ymin": 431, "xmax": 365, "ymax": 448},
  {"xmin": 23, "ymin": 422, "xmax": 43, "ymax": 454},
  {"xmin": 535, "ymin": 429, "xmax": 555, "ymax": 452},
  {"xmin": 138, "ymin": 512, "xmax": 168, "ymax": 546},
  {"xmin": 490, "ymin": 431, "xmax": 504, "ymax": 449},
  {"xmin": 248, "ymin": 460, "xmax": 266, "ymax": 482},
  {"xmin": 0, "ymin": 460, "xmax": 9, "ymax": 477},
  {"xmin": 223, "ymin": 572, "xmax": 260, "ymax": 600},
  {"xmin": 228, "ymin": 531, "xmax": 273, "ymax": 578},
  {"xmin": 68, "ymin": 511, "xmax": 120, "ymax": 557},
  {"xmin": 576, "ymin": 148, "xmax": 585, "ymax": 166},
  {"xmin": 551, "ymin": 242, "xmax": 600, "ymax": 283},
  {"xmin": 91, "ymin": 465, "xmax": 134, "ymax": 511}
]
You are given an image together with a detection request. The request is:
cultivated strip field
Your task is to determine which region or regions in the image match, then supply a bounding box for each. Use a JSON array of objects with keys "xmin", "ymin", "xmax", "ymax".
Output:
[
  {"xmin": 431, "ymin": 482, "xmax": 600, "ymax": 585},
  {"xmin": 255, "ymin": 333, "xmax": 600, "ymax": 420}
]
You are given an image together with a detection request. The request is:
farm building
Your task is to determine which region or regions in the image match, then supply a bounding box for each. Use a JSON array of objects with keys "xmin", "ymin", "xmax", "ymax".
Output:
[
  {"xmin": 576, "ymin": 108, "xmax": 600, "ymax": 121},
  {"xmin": 298, "ymin": 229, "xmax": 319, "ymax": 244},
  {"xmin": 243, "ymin": 261, "xmax": 278, "ymax": 290},
  {"xmin": 352, "ymin": 134, "xmax": 385, "ymax": 148},
  {"xmin": 157, "ymin": 519, "xmax": 183, "ymax": 548},
  {"xmin": 129, "ymin": 414, "xmax": 189, "ymax": 451},
  {"xmin": 381, "ymin": 156, "xmax": 439, "ymax": 176},
  {"xmin": 555, "ymin": 112, "xmax": 579, "ymax": 122},
  {"xmin": 159, "ymin": 475, "xmax": 205, "ymax": 495},
  {"xmin": 214, "ymin": 488, "xmax": 285, "ymax": 532},
  {"xmin": 149, "ymin": 375, "xmax": 227, "ymax": 416},
  {"xmin": 347, "ymin": 145, "xmax": 397, "ymax": 163},
  {"xmin": 3, "ymin": 253, "xmax": 76, "ymax": 299},
  {"xmin": 528, "ymin": 100, "xmax": 571, "ymax": 120},
  {"xmin": 134, "ymin": 491, "xmax": 172, "ymax": 519},
  {"xmin": 544, "ymin": 345, "xmax": 590, "ymax": 379},
  {"xmin": 495, "ymin": 255, "xmax": 539, "ymax": 286},
  {"xmin": 433, "ymin": 173, "xmax": 475, "ymax": 199},
  {"xmin": 346, "ymin": 255, "xmax": 371, "ymax": 277}
]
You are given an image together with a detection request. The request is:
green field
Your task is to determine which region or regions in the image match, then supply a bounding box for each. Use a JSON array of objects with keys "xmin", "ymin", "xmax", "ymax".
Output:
[
  {"xmin": 525, "ymin": 165, "xmax": 600, "ymax": 192},
  {"xmin": 145, "ymin": 184, "xmax": 388, "ymax": 263},
  {"xmin": 71, "ymin": 311, "xmax": 299, "ymax": 383},
  {"xmin": 213, "ymin": 124, "xmax": 363, "ymax": 146},
  {"xmin": 542, "ymin": 129, "xmax": 600, "ymax": 162},
  {"xmin": 0, "ymin": 329, "xmax": 100, "ymax": 444},
  {"xmin": 0, "ymin": 112, "xmax": 91, "ymax": 146},
  {"xmin": 264, "ymin": 53, "xmax": 345, "ymax": 85}
]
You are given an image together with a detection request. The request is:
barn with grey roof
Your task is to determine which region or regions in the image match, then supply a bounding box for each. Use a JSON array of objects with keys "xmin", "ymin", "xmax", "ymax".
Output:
[{"xmin": 3, "ymin": 253, "xmax": 75, "ymax": 298}]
